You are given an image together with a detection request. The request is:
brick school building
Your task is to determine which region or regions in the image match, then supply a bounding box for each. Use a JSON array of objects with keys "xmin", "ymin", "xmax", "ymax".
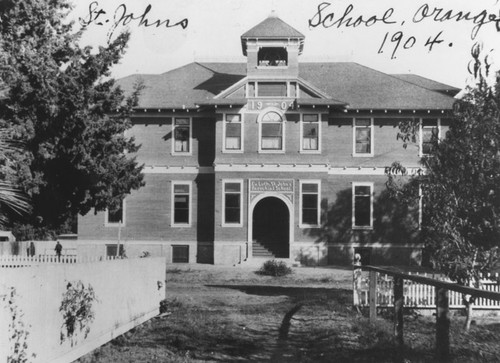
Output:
[{"xmin": 78, "ymin": 14, "xmax": 458, "ymax": 266}]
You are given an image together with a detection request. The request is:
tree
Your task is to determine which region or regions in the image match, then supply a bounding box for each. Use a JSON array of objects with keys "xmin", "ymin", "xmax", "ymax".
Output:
[
  {"xmin": 386, "ymin": 44, "xmax": 500, "ymax": 330},
  {"xmin": 0, "ymin": 0, "xmax": 144, "ymax": 238},
  {"xmin": 0, "ymin": 128, "xmax": 31, "ymax": 228}
]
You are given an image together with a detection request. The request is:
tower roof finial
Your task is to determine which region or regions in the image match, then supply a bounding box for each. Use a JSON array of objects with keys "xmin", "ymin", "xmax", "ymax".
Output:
[{"xmin": 268, "ymin": 10, "xmax": 278, "ymax": 18}]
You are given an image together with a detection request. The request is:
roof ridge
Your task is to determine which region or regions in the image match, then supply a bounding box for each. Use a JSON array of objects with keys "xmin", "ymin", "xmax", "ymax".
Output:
[
  {"xmin": 392, "ymin": 74, "xmax": 460, "ymax": 90},
  {"xmin": 351, "ymin": 62, "xmax": 456, "ymax": 99}
]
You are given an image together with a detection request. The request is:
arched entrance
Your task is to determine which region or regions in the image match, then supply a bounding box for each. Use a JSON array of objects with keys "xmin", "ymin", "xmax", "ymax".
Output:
[{"xmin": 252, "ymin": 197, "xmax": 289, "ymax": 258}]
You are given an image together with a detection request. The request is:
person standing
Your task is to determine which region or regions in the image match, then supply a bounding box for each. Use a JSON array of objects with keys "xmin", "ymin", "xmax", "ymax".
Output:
[{"xmin": 55, "ymin": 241, "xmax": 62, "ymax": 262}]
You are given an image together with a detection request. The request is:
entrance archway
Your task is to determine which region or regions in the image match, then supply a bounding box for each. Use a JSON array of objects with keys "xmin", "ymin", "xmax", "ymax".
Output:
[{"xmin": 252, "ymin": 197, "xmax": 289, "ymax": 258}]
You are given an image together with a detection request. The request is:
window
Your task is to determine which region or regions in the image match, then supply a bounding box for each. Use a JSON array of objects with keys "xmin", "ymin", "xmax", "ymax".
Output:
[
  {"xmin": 260, "ymin": 111, "xmax": 284, "ymax": 151},
  {"xmin": 173, "ymin": 118, "xmax": 191, "ymax": 154},
  {"xmin": 300, "ymin": 181, "xmax": 321, "ymax": 227},
  {"xmin": 420, "ymin": 118, "xmax": 440, "ymax": 156},
  {"xmin": 172, "ymin": 182, "xmax": 191, "ymax": 226},
  {"xmin": 106, "ymin": 244, "xmax": 124, "ymax": 257},
  {"xmin": 172, "ymin": 245, "xmax": 189, "ymax": 263},
  {"xmin": 105, "ymin": 199, "xmax": 125, "ymax": 226},
  {"xmin": 223, "ymin": 180, "xmax": 243, "ymax": 226},
  {"xmin": 257, "ymin": 82, "xmax": 287, "ymax": 97},
  {"xmin": 301, "ymin": 114, "xmax": 320, "ymax": 152},
  {"xmin": 257, "ymin": 47, "xmax": 288, "ymax": 67},
  {"xmin": 224, "ymin": 114, "xmax": 242, "ymax": 152},
  {"xmin": 352, "ymin": 183, "xmax": 373, "ymax": 229},
  {"xmin": 353, "ymin": 118, "xmax": 373, "ymax": 156}
]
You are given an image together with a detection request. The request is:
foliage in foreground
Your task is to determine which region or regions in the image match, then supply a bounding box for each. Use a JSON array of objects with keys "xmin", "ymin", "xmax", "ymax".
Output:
[
  {"xmin": 257, "ymin": 259, "xmax": 293, "ymax": 277},
  {"xmin": 386, "ymin": 43, "xmax": 500, "ymax": 328},
  {"xmin": 59, "ymin": 281, "xmax": 97, "ymax": 346},
  {"xmin": 0, "ymin": 0, "xmax": 145, "ymax": 238}
]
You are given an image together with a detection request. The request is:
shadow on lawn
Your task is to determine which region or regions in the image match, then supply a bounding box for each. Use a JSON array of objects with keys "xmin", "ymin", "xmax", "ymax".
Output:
[{"xmin": 206, "ymin": 285, "xmax": 352, "ymax": 303}]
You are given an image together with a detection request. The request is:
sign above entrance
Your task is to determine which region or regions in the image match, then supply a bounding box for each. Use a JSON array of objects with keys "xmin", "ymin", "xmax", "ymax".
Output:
[{"xmin": 250, "ymin": 179, "xmax": 294, "ymax": 193}]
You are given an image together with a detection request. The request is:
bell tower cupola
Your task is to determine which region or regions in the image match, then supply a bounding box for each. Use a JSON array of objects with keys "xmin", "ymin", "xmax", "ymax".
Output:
[{"xmin": 241, "ymin": 11, "xmax": 305, "ymax": 78}]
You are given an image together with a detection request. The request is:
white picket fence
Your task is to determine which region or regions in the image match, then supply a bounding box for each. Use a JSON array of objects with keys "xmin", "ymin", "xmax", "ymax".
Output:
[
  {"xmin": 360, "ymin": 272, "xmax": 500, "ymax": 309},
  {"xmin": 0, "ymin": 255, "xmax": 122, "ymax": 267}
]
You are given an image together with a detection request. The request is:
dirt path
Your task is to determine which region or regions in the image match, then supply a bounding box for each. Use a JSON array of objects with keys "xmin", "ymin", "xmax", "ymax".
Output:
[{"xmin": 81, "ymin": 265, "xmax": 500, "ymax": 363}]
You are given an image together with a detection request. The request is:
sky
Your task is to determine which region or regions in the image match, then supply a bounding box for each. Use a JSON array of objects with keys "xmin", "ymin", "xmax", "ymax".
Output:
[{"xmin": 70, "ymin": 0, "xmax": 500, "ymax": 89}]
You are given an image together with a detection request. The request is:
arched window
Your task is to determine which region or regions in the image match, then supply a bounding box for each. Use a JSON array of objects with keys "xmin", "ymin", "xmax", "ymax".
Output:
[{"xmin": 260, "ymin": 111, "xmax": 284, "ymax": 151}]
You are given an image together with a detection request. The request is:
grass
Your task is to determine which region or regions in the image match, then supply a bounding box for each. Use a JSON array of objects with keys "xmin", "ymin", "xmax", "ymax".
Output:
[{"xmin": 79, "ymin": 265, "xmax": 500, "ymax": 362}]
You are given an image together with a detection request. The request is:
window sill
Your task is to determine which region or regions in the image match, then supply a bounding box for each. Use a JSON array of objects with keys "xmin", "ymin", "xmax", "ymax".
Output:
[
  {"xmin": 353, "ymin": 153, "xmax": 374, "ymax": 158},
  {"xmin": 258, "ymin": 150, "xmax": 285, "ymax": 154},
  {"xmin": 172, "ymin": 152, "xmax": 192, "ymax": 156},
  {"xmin": 222, "ymin": 223, "xmax": 243, "ymax": 228},
  {"xmin": 299, "ymin": 224, "xmax": 320, "ymax": 229},
  {"xmin": 171, "ymin": 224, "xmax": 191, "ymax": 228},
  {"xmin": 222, "ymin": 150, "xmax": 244, "ymax": 154},
  {"xmin": 299, "ymin": 150, "xmax": 321, "ymax": 154},
  {"xmin": 352, "ymin": 226, "xmax": 373, "ymax": 230}
]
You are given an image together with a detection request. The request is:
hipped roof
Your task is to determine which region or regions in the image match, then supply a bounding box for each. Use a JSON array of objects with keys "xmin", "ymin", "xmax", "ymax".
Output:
[{"xmin": 117, "ymin": 62, "xmax": 457, "ymax": 111}]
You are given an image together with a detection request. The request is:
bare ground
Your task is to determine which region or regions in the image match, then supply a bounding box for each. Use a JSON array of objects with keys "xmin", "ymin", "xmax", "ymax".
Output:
[{"xmin": 80, "ymin": 264, "xmax": 500, "ymax": 363}]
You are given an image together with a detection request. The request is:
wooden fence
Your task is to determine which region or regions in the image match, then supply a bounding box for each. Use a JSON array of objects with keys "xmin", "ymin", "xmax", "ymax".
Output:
[
  {"xmin": 1, "ymin": 257, "xmax": 166, "ymax": 363},
  {"xmin": 357, "ymin": 271, "xmax": 500, "ymax": 309},
  {"xmin": 353, "ymin": 265, "xmax": 500, "ymax": 361},
  {"xmin": 0, "ymin": 255, "xmax": 124, "ymax": 267}
]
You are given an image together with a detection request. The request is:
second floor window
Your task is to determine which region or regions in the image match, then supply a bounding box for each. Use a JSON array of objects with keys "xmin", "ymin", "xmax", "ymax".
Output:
[
  {"xmin": 260, "ymin": 111, "xmax": 283, "ymax": 151},
  {"xmin": 173, "ymin": 118, "xmax": 191, "ymax": 154},
  {"xmin": 302, "ymin": 114, "xmax": 320, "ymax": 151},
  {"xmin": 421, "ymin": 119, "xmax": 439, "ymax": 156},
  {"xmin": 224, "ymin": 114, "xmax": 242, "ymax": 151},
  {"xmin": 106, "ymin": 199, "xmax": 125, "ymax": 226},
  {"xmin": 354, "ymin": 118, "xmax": 373, "ymax": 156}
]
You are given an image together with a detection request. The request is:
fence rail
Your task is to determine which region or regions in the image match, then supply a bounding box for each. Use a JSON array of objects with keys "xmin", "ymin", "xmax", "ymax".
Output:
[
  {"xmin": 354, "ymin": 265, "xmax": 500, "ymax": 361},
  {"xmin": 358, "ymin": 271, "xmax": 500, "ymax": 309},
  {"xmin": 0, "ymin": 255, "xmax": 124, "ymax": 267}
]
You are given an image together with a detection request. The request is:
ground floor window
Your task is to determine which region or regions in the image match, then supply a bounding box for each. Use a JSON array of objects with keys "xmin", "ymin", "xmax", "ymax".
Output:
[
  {"xmin": 172, "ymin": 245, "xmax": 189, "ymax": 263},
  {"xmin": 352, "ymin": 182, "xmax": 373, "ymax": 229},
  {"xmin": 172, "ymin": 182, "xmax": 191, "ymax": 226},
  {"xmin": 223, "ymin": 180, "xmax": 243, "ymax": 226},
  {"xmin": 106, "ymin": 244, "xmax": 124, "ymax": 257},
  {"xmin": 300, "ymin": 181, "xmax": 320, "ymax": 227}
]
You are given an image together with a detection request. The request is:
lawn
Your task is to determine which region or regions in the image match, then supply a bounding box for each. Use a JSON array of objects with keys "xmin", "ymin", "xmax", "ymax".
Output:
[{"xmin": 79, "ymin": 264, "xmax": 500, "ymax": 362}]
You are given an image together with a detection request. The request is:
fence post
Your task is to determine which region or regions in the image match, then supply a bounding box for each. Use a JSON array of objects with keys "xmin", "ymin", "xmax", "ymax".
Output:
[
  {"xmin": 436, "ymin": 287, "xmax": 450, "ymax": 361},
  {"xmin": 369, "ymin": 270, "xmax": 377, "ymax": 322},
  {"xmin": 353, "ymin": 254, "xmax": 362, "ymax": 314},
  {"xmin": 394, "ymin": 276, "xmax": 404, "ymax": 346}
]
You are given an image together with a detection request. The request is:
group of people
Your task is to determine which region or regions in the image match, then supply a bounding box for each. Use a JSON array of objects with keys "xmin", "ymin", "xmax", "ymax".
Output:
[{"xmin": 26, "ymin": 241, "xmax": 63, "ymax": 261}]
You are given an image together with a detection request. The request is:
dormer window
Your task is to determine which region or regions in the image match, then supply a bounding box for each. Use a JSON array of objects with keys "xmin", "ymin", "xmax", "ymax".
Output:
[
  {"xmin": 258, "ymin": 47, "xmax": 288, "ymax": 67},
  {"xmin": 257, "ymin": 82, "xmax": 287, "ymax": 97}
]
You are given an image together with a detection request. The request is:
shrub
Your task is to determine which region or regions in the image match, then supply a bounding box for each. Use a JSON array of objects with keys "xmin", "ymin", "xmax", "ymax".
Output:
[
  {"xmin": 258, "ymin": 260, "xmax": 293, "ymax": 277},
  {"xmin": 59, "ymin": 281, "xmax": 97, "ymax": 346}
]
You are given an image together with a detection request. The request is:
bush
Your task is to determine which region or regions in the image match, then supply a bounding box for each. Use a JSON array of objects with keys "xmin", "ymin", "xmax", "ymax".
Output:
[{"xmin": 258, "ymin": 260, "xmax": 293, "ymax": 277}]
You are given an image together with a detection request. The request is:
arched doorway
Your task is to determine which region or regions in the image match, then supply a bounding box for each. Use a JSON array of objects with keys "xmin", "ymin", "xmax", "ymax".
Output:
[{"xmin": 252, "ymin": 197, "xmax": 289, "ymax": 258}]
